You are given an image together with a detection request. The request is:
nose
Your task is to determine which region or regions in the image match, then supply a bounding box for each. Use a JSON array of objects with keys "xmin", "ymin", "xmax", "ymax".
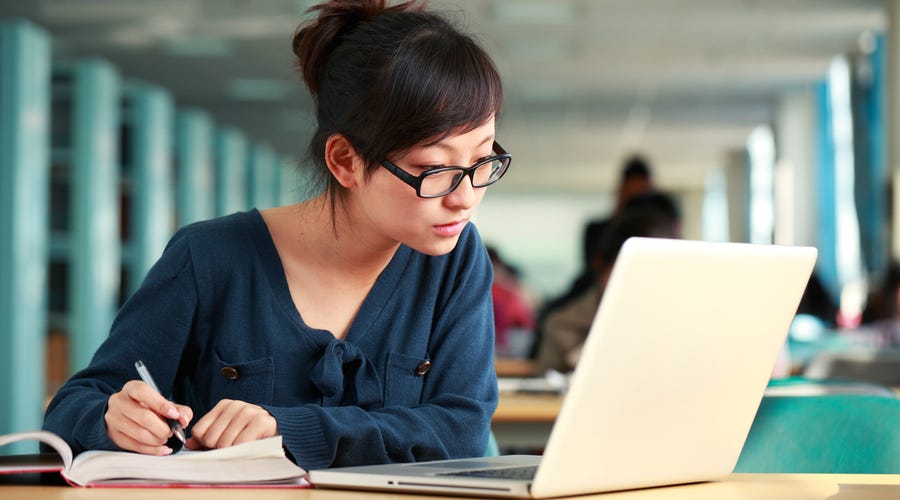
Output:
[{"xmin": 443, "ymin": 174, "xmax": 479, "ymax": 209}]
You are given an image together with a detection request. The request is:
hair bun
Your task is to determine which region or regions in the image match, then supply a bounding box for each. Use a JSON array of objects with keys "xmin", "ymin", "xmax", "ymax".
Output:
[{"xmin": 292, "ymin": 0, "xmax": 421, "ymax": 96}]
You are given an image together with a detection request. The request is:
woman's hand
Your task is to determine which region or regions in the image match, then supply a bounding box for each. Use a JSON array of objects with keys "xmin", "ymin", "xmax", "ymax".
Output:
[
  {"xmin": 186, "ymin": 399, "xmax": 278, "ymax": 450},
  {"xmin": 105, "ymin": 380, "xmax": 193, "ymax": 455}
]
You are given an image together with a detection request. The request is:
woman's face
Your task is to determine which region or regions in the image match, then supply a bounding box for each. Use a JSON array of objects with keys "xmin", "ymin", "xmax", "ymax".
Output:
[{"xmin": 352, "ymin": 117, "xmax": 496, "ymax": 256}]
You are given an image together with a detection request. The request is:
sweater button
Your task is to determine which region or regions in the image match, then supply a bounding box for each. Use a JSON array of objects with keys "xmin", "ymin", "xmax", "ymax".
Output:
[
  {"xmin": 221, "ymin": 366, "xmax": 240, "ymax": 380},
  {"xmin": 415, "ymin": 361, "xmax": 432, "ymax": 376}
]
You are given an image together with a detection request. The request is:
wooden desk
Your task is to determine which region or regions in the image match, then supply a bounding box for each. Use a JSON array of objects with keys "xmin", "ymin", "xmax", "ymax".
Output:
[
  {"xmin": 494, "ymin": 358, "xmax": 537, "ymax": 378},
  {"xmin": 3, "ymin": 474, "xmax": 900, "ymax": 499},
  {"xmin": 492, "ymin": 392, "xmax": 562, "ymax": 451},
  {"xmin": 493, "ymin": 392, "xmax": 562, "ymax": 422}
]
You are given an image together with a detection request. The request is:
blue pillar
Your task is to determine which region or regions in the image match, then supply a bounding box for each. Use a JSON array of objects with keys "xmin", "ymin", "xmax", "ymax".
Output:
[
  {"xmin": 247, "ymin": 143, "xmax": 277, "ymax": 210},
  {"xmin": 214, "ymin": 128, "xmax": 248, "ymax": 215},
  {"xmin": 175, "ymin": 110, "xmax": 214, "ymax": 226},
  {"xmin": 279, "ymin": 157, "xmax": 295, "ymax": 206},
  {"xmin": 816, "ymin": 80, "xmax": 839, "ymax": 304},
  {"xmin": 54, "ymin": 59, "xmax": 122, "ymax": 373},
  {"xmin": 273, "ymin": 156, "xmax": 285, "ymax": 207},
  {"xmin": 120, "ymin": 83, "xmax": 175, "ymax": 298},
  {"xmin": 852, "ymin": 34, "xmax": 887, "ymax": 283},
  {"xmin": 278, "ymin": 156, "xmax": 314, "ymax": 205},
  {"xmin": 0, "ymin": 20, "xmax": 51, "ymax": 442}
]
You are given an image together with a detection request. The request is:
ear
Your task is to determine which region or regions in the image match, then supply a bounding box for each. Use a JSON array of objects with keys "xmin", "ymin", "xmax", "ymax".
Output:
[{"xmin": 325, "ymin": 134, "xmax": 363, "ymax": 189}]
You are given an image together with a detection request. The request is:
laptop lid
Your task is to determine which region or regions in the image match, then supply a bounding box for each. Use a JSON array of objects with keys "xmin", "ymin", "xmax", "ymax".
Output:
[
  {"xmin": 309, "ymin": 238, "xmax": 817, "ymax": 498},
  {"xmin": 530, "ymin": 237, "xmax": 816, "ymax": 497}
]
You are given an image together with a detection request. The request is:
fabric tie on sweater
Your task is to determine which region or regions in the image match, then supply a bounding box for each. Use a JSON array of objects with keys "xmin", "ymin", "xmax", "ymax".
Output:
[{"xmin": 310, "ymin": 339, "xmax": 384, "ymax": 408}]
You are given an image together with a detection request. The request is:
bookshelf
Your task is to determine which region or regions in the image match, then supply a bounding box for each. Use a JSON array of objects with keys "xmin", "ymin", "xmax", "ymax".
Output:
[
  {"xmin": 0, "ymin": 20, "xmax": 51, "ymax": 442},
  {"xmin": 247, "ymin": 143, "xmax": 277, "ymax": 210},
  {"xmin": 175, "ymin": 110, "xmax": 215, "ymax": 227},
  {"xmin": 49, "ymin": 59, "xmax": 122, "ymax": 378},
  {"xmin": 214, "ymin": 127, "xmax": 249, "ymax": 216},
  {"xmin": 118, "ymin": 82, "xmax": 175, "ymax": 301}
]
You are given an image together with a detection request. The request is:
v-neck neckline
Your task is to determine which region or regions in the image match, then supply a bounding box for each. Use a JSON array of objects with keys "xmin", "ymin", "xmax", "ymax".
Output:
[{"xmin": 243, "ymin": 209, "xmax": 413, "ymax": 344}]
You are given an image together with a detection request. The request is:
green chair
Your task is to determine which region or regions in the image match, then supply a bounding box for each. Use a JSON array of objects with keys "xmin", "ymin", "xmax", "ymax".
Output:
[
  {"xmin": 485, "ymin": 430, "xmax": 500, "ymax": 457},
  {"xmin": 765, "ymin": 376, "xmax": 897, "ymax": 398},
  {"xmin": 735, "ymin": 395, "xmax": 900, "ymax": 473}
]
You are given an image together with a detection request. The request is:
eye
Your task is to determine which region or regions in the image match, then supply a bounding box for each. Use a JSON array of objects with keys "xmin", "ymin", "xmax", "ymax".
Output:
[
  {"xmin": 473, "ymin": 151, "xmax": 495, "ymax": 165},
  {"xmin": 412, "ymin": 164, "xmax": 445, "ymax": 174}
]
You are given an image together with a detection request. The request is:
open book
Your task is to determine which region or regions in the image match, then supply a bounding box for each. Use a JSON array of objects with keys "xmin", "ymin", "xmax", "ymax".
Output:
[{"xmin": 0, "ymin": 430, "xmax": 307, "ymax": 487}]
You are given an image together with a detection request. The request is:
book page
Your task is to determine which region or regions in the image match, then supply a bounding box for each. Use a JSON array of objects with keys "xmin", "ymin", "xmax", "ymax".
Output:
[
  {"xmin": 65, "ymin": 435, "xmax": 306, "ymax": 486},
  {"xmin": 0, "ymin": 430, "xmax": 73, "ymax": 471},
  {"xmin": 172, "ymin": 436, "xmax": 285, "ymax": 461}
]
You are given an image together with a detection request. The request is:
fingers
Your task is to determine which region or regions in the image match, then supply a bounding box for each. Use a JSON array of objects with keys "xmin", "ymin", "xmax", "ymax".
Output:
[
  {"xmin": 184, "ymin": 437, "xmax": 207, "ymax": 451},
  {"xmin": 107, "ymin": 426, "xmax": 174, "ymax": 456},
  {"xmin": 173, "ymin": 403, "xmax": 193, "ymax": 429},
  {"xmin": 190, "ymin": 399, "xmax": 278, "ymax": 450},
  {"xmin": 104, "ymin": 380, "xmax": 193, "ymax": 455},
  {"xmin": 124, "ymin": 380, "xmax": 181, "ymax": 421}
]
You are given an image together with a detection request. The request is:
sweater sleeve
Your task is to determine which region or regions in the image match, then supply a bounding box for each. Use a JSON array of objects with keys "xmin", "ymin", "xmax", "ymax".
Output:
[
  {"xmin": 263, "ymin": 226, "xmax": 499, "ymax": 470},
  {"xmin": 42, "ymin": 230, "xmax": 198, "ymax": 455}
]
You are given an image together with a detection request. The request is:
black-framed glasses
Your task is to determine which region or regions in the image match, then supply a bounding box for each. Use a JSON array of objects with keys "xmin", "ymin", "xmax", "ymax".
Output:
[{"xmin": 380, "ymin": 141, "xmax": 512, "ymax": 198}]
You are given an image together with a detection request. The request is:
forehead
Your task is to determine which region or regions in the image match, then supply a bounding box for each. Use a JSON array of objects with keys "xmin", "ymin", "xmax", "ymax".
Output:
[{"xmin": 419, "ymin": 118, "xmax": 496, "ymax": 150}]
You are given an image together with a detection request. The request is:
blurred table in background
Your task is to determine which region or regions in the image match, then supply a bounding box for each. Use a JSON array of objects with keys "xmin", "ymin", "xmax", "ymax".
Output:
[
  {"xmin": 494, "ymin": 358, "xmax": 537, "ymax": 377},
  {"xmin": 491, "ymin": 392, "xmax": 561, "ymax": 452}
]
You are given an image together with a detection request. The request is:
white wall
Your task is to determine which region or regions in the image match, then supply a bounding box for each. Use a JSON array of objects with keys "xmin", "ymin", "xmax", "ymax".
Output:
[
  {"xmin": 475, "ymin": 187, "xmax": 705, "ymax": 302},
  {"xmin": 475, "ymin": 192, "xmax": 613, "ymax": 300}
]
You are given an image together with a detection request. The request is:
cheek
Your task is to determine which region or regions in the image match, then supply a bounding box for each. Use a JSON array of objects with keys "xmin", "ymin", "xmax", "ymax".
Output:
[{"xmin": 364, "ymin": 177, "xmax": 425, "ymax": 226}]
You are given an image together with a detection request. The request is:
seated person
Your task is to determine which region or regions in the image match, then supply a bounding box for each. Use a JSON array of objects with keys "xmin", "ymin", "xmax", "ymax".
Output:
[
  {"xmin": 487, "ymin": 245, "xmax": 537, "ymax": 358},
  {"xmin": 535, "ymin": 197, "xmax": 680, "ymax": 374},
  {"xmin": 42, "ymin": 1, "xmax": 505, "ymax": 470},
  {"xmin": 533, "ymin": 156, "xmax": 657, "ymax": 342}
]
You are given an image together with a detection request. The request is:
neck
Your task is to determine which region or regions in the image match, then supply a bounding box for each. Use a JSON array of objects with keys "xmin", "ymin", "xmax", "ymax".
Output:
[{"xmin": 290, "ymin": 195, "xmax": 399, "ymax": 284}]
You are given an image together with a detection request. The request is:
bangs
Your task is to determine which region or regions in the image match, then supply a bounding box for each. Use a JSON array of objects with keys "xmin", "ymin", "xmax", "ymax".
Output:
[{"xmin": 355, "ymin": 28, "xmax": 504, "ymax": 163}]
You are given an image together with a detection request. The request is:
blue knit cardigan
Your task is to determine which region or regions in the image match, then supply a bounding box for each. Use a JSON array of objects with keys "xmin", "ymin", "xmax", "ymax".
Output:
[{"xmin": 43, "ymin": 210, "xmax": 498, "ymax": 470}]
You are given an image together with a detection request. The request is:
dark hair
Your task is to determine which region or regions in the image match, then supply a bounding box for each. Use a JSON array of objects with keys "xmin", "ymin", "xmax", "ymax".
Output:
[
  {"xmin": 597, "ymin": 206, "xmax": 680, "ymax": 266},
  {"xmin": 622, "ymin": 191, "xmax": 681, "ymax": 222},
  {"xmin": 292, "ymin": 0, "xmax": 504, "ymax": 209},
  {"xmin": 621, "ymin": 155, "xmax": 652, "ymax": 181}
]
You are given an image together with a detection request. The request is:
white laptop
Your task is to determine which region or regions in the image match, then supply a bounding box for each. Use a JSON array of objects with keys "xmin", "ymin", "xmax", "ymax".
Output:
[{"xmin": 309, "ymin": 237, "xmax": 817, "ymax": 498}]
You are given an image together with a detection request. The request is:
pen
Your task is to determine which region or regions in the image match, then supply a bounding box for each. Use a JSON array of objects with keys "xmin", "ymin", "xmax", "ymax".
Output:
[{"xmin": 134, "ymin": 360, "xmax": 186, "ymax": 445}]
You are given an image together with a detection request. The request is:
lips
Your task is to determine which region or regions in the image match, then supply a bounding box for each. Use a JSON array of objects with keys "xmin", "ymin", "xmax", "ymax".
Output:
[{"xmin": 434, "ymin": 219, "xmax": 468, "ymax": 237}]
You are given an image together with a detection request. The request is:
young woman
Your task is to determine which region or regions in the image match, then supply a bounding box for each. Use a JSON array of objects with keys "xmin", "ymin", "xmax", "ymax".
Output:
[{"xmin": 43, "ymin": 0, "xmax": 510, "ymax": 470}]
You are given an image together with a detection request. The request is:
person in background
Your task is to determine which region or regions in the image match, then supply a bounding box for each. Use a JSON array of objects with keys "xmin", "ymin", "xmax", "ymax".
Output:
[
  {"xmin": 535, "ymin": 193, "xmax": 681, "ymax": 374},
  {"xmin": 859, "ymin": 262, "xmax": 900, "ymax": 346},
  {"xmin": 530, "ymin": 155, "xmax": 656, "ymax": 358},
  {"xmin": 862, "ymin": 263, "xmax": 899, "ymax": 325},
  {"xmin": 43, "ymin": 0, "xmax": 509, "ymax": 470},
  {"xmin": 487, "ymin": 245, "xmax": 537, "ymax": 358}
]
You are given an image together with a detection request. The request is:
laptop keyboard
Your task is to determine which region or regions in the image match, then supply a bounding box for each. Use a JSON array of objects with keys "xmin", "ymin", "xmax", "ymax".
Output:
[{"xmin": 438, "ymin": 465, "xmax": 537, "ymax": 480}]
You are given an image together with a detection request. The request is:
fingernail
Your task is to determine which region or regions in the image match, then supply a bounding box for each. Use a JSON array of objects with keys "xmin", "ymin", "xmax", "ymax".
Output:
[
  {"xmin": 163, "ymin": 447, "xmax": 173, "ymax": 455},
  {"xmin": 165, "ymin": 406, "xmax": 180, "ymax": 419}
]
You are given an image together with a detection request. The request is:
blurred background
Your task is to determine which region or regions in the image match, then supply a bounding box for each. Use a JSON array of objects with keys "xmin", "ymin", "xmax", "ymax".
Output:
[{"xmin": 3, "ymin": 0, "xmax": 900, "ymax": 441}]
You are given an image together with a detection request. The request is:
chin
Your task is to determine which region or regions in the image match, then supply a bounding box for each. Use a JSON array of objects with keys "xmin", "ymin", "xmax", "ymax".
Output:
[{"xmin": 412, "ymin": 236, "xmax": 461, "ymax": 257}]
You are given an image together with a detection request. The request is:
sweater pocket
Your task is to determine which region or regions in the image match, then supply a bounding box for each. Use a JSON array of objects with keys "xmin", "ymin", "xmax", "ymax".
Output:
[
  {"xmin": 384, "ymin": 352, "xmax": 429, "ymax": 406},
  {"xmin": 210, "ymin": 350, "xmax": 275, "ymax": 405}
]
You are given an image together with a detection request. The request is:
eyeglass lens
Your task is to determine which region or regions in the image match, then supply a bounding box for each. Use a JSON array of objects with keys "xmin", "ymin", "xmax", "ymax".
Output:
[{"xmin": 420, "ymin": 157, "xmax": 507, "ymax": 197}]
